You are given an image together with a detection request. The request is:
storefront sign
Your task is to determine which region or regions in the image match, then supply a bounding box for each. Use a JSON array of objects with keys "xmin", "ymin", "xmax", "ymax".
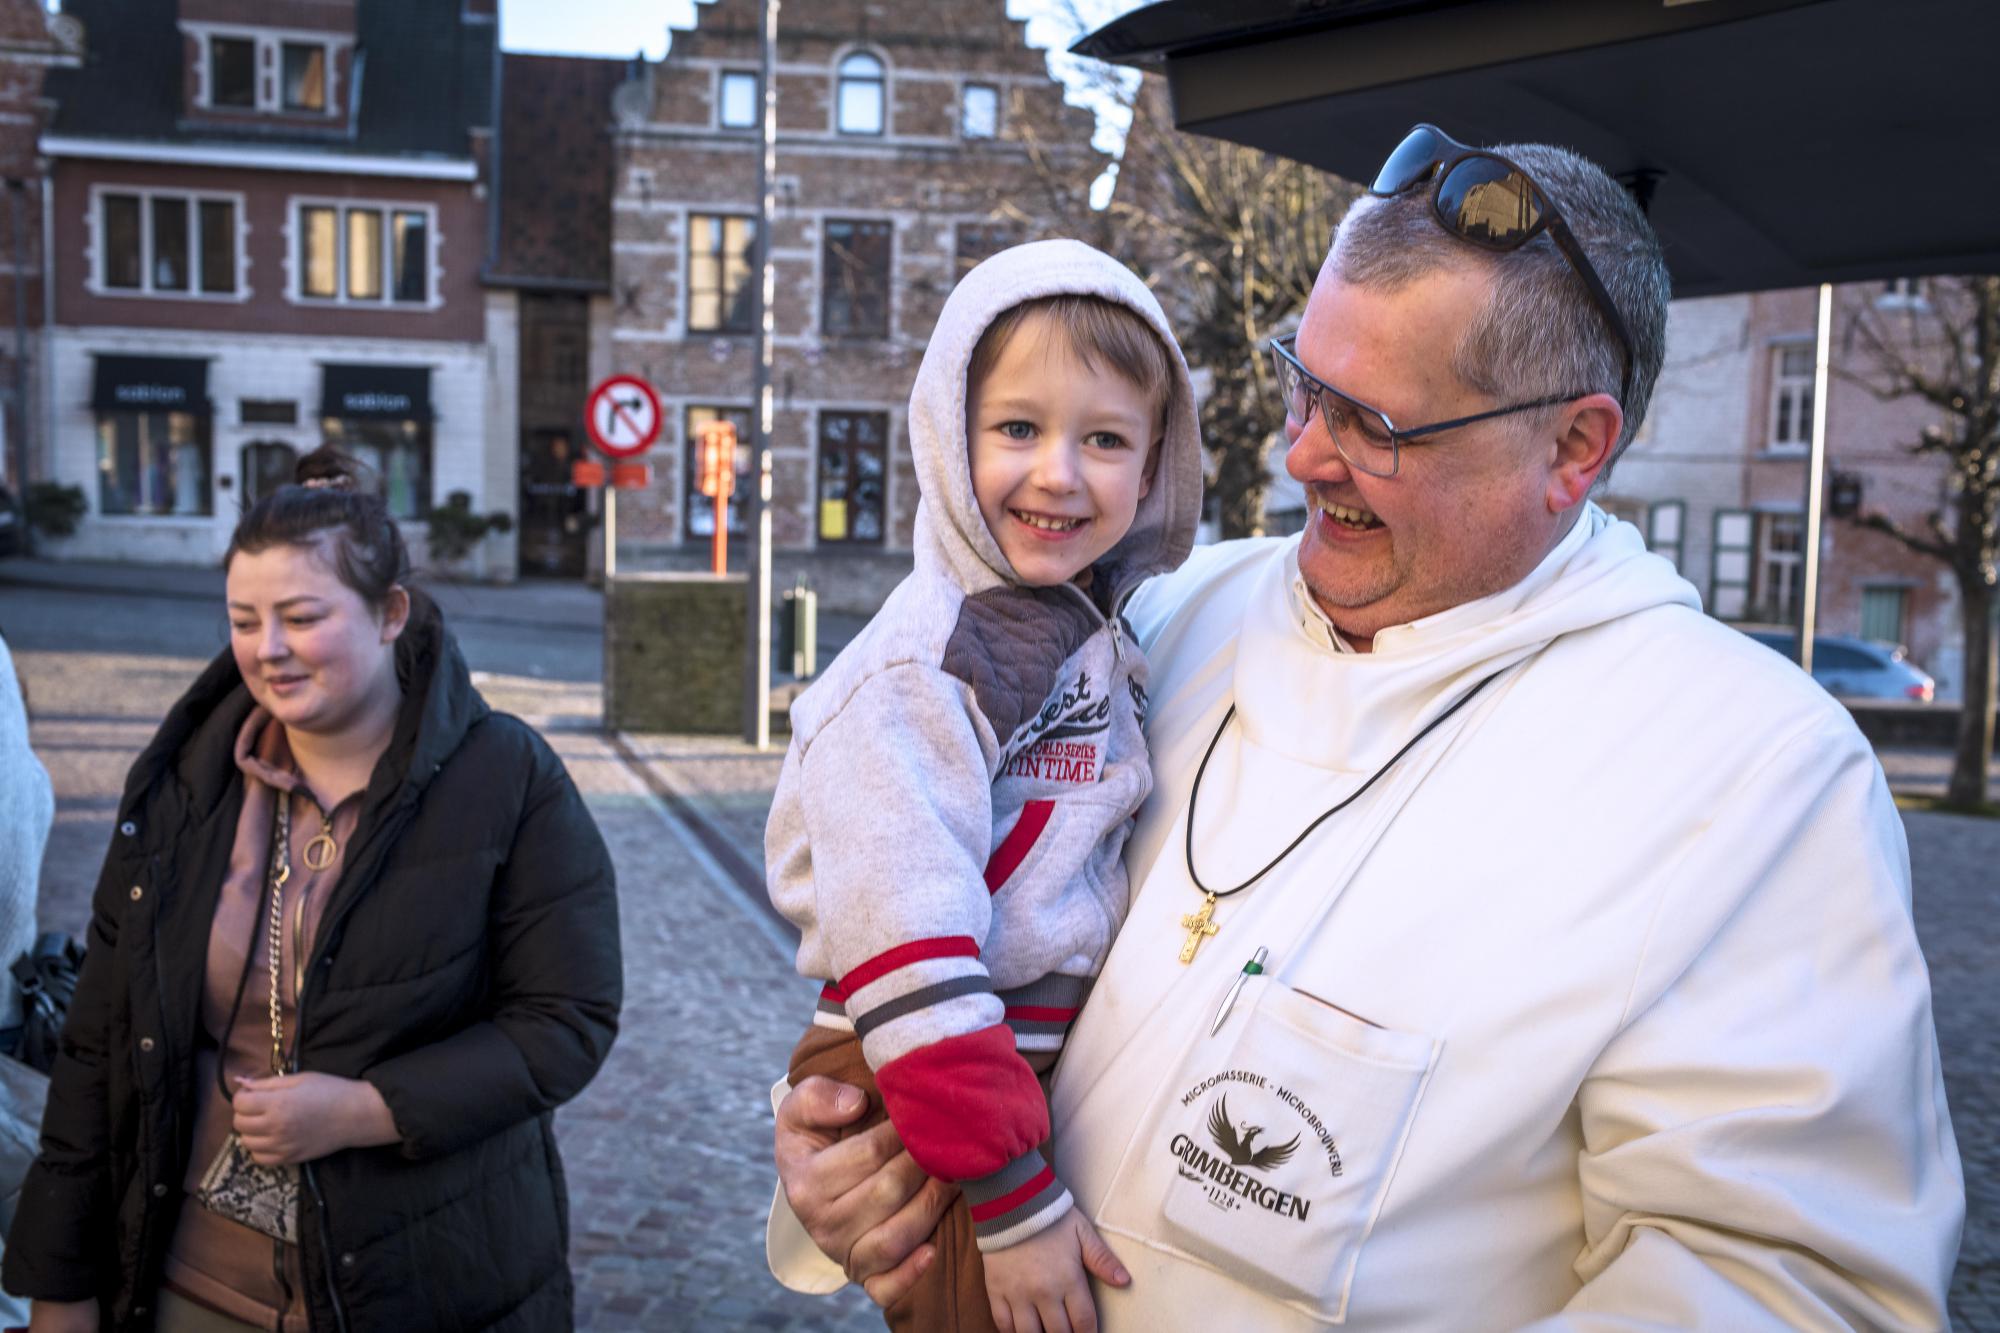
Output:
[
  {"xmin": 319, "ymin": 364, "xmax": 434, "ymax": 421},
  {"xmin": 91, "ymin": 354, "xmax": 212, "ymax": 415}
]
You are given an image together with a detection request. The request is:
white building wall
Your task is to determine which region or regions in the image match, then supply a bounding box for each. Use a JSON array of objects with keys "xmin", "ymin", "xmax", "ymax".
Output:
[
  {"xmin": 1602, "ymin": 293, "xmax": 1755, "ymax": 605},
  {"xmin": 46, "ymin": 324, "xmax": 489, "ymax": 571},
  {"xmin": 481, "ymin": 289, "xmax": 521, "ymax": 581}
]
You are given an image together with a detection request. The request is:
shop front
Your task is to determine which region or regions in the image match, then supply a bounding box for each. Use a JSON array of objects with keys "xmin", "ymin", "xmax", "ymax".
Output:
[
  {"xmin": 91, "ymin": 354, "xmax": 214, "ymax": 518},
  {"xmin": 318, "ymin": 363, "xmax": 434, "ymax": 519}
]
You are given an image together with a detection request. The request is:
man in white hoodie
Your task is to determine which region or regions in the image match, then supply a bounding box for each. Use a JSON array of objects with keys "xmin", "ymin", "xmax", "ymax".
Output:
[{"xmin": 771, "ymin": 127, "xmax": 1964, "ymax": 1330}]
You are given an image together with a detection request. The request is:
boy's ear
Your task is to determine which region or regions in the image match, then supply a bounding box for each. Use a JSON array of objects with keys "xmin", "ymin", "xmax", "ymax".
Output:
[{"xmin": 1139, "ymin": 437, "xmax": 1163, "ymax": 498}]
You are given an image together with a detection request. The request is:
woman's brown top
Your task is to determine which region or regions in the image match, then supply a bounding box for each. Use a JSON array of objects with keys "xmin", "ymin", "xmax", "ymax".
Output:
[{"xmin": 162, "ymin": 708, "xmax": 363, "ymax": 1332}]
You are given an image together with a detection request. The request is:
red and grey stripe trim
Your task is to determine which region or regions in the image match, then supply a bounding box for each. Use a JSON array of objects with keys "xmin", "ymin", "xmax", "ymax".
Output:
[
  {"xmin": 814, "ymin": 971, "xmax": 1093, "ymax": 1044},
  {"xmin": 984, "ymin": 799, "xmax": 1056, "ymax": 892},
  {"xmin": 965, "ymin": 1149, "xmax": 1071, "ymax": 1248},
  {"xmin": 851, "ymin": 974, "xmax": 994, "ymax": 1038},
  {"xmin": 839, "ymin": 936, "xmax": 978, "ymax": 992},
  {"xmin": 999, "ymin": 974, "xmax": 1092, "ymax": 1038}
]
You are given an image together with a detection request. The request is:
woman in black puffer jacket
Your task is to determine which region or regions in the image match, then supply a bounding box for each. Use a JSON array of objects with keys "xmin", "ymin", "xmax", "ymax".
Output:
[{"xmin": 4, "ymin": 448, "xmax": 620, "ymax": 1332}]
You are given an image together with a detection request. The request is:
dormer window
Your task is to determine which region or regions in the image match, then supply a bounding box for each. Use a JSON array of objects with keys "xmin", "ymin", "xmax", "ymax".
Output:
[
  {"xmin": 189, "ymin": 26, "xmax": 344, "ymax": 117},
  {"xmin": 282, "ymin": 42, "xmax": 327, "ymax": 112},
  {"xmin": 836, "ymin": 52, "xmax": 885, "ymax": 136},
  {"xmin": 210, "ymin": 36, "xmax": 255, "ymax": 108}
]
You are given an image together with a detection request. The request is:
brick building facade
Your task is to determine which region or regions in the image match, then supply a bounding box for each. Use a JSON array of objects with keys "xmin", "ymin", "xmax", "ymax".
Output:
[
  {"xmin": 0, "ymin": 1, "xmax": 78, "ymax": 498},
  {"xmin": 603, "ymin": 0, "xmax": 1100, "ymax": 611},
  {"xmin": 34, "ymin": 0, "xmax": 501, "ymax": 572},
  {"xmin": 485, "ymin": 52, "xmax": 623, "ymax": 581},
  {"xmin": 1603, "ymin": 282, "xmax": 1968, "ymax": 696}
]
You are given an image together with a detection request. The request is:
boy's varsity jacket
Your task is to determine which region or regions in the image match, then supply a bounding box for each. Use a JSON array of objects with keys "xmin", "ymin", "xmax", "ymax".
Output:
[{"xmin": 765, "ymin": 240, "xmax": 1204, "ymax": 1250}]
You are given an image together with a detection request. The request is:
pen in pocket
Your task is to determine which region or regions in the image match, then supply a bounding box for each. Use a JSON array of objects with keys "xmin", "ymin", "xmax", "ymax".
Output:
[{"xmin": 1209, "ymin": 945, "xmax": 1268, "ymax": 1036}]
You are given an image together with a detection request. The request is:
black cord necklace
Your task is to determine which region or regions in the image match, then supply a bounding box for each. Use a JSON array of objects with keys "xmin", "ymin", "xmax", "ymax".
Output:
[{"xmin": 1175, "ymin": 671, "xmax": 1500, "ymax": 963}]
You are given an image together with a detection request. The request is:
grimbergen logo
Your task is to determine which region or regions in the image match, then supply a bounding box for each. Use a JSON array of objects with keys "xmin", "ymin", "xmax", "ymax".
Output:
[{"xmin": 1167, "ymin": 1069, "xmax": 1345, "ymax": 1222}]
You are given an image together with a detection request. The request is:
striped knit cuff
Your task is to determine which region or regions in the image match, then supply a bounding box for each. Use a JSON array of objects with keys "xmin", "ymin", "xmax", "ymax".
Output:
[{"xmin": 964, "ymin": 1148, "xmax": 1073, "ymax": 1252}]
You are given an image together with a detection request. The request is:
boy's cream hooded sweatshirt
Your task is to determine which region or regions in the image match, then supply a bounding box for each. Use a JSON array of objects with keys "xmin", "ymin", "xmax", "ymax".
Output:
[{"xmin": 765, "ymin": 240, "xmax": 1204, "ymax": 1248}]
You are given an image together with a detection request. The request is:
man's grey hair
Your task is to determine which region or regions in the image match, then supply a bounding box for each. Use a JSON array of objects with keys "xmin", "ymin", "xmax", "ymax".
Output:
[{"xmin": 1331, "ymin": 140, "xmax": 1670, "ymax": 476}]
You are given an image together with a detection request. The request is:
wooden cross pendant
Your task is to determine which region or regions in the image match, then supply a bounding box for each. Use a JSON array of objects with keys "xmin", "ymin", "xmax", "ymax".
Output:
[{"xmin": 1178, "ymin": 893, "xmax": 1220, "ymax": 964}]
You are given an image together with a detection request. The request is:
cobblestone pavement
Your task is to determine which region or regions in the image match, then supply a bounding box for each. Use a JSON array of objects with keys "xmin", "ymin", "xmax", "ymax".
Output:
[
  {"xmin": 20, "ymin": 634, "xmax": 1995, "ymax": 1330},
  {"xmin": 21, "ymin": 652, "xmax": 877, "ymax": 1333},
  {"xmin": 1906, "ymin": 809, "xmax": 2000, "ymax": 1331}
]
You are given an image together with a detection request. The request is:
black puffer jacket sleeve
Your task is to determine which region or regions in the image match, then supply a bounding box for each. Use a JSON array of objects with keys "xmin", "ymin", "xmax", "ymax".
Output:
[
  {"xmin": 3, "ymin": 834, "xmax": 132, "ymax": 1299},
  {"xmin": 362, "ymin": 737, "xmax": 620, "ymax": 1160}
]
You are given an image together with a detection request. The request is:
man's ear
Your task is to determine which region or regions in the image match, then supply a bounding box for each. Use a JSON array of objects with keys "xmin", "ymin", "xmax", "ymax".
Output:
[{"xmin": 1545, "ymin": 394, "xmax": 1623, "ymax": 513}]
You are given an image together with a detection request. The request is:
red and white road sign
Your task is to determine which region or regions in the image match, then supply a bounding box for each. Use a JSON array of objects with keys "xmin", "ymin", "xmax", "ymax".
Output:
[{"xmin": 584, "ymin": 374, "xmax": 663, "ymax": 459}]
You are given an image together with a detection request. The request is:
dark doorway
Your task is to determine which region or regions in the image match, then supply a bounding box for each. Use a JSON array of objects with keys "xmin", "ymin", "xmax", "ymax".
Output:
[
  {"xmin": 516, "ymin": 292, "xmax": 592, "ymax": 578},
  {"xmin": 518, "ymin": 427, "xmax": 588, "ymax": 578}
]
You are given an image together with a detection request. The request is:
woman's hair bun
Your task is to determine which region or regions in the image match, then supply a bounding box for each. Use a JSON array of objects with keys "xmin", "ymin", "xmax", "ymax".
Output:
[
  {"xmin": 228, "ymin": 442, "xmax": 408, "ymax": 610},
  {"xmin": 294, "ymin": 445, "xmax": 372, "ymax": 493}
]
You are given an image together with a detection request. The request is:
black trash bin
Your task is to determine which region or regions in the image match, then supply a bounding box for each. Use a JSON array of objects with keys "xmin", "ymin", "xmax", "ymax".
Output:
[{"xmin": 778, "ymin": 583, "xmax": 818, "ymax": 679}]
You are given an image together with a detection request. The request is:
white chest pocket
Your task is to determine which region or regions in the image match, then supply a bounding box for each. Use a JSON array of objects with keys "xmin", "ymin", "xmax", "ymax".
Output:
[{"xmin": 1095, "ymin": 976, "xmax": 1439, "ymax": 1325}]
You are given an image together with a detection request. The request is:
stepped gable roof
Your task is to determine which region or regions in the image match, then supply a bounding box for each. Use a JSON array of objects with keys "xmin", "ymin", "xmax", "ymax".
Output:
[{"xmin": 0, "ymin": 0, "xmax": 72, "ymax": 51}]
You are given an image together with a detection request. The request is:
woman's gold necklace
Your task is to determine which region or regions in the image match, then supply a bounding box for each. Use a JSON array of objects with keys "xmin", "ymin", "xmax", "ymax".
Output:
[{"xmin": 295, "ymin": 786, "xmax": 338, "ymax": 872}]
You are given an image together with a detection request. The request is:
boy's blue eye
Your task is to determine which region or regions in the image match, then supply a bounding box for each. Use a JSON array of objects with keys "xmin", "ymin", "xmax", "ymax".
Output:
[
  {"xmin": 1087, "ymin": 431, "xmax": 1130, "ymax": 451},
  {"xmin": 998, "ymin": 421, "xmax": 1035, "ymax": 440}
]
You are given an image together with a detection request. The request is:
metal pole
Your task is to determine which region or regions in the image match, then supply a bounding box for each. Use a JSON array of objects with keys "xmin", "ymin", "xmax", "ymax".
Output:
[
  {"xmin": 604, "ymin": 486, "xmax": 617, "ymax": 579},
  {"xmin": 713, "ymin": 482, "xmax": 727, "ymax": 575},
  {"xmin": 5, "ymin": 178, "xmax": 29, "ymax": 554},
  {"xmin": 1795, "ymin": 282, "xmax": 1833, "ymax": 675},
  {"xmin": 742, "ymin": 0, "xmax": 778, "ymax": 748}
]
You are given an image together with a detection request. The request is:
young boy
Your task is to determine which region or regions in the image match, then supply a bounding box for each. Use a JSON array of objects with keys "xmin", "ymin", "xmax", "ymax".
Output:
[{"xmin": 767, "ymin": 239, "xmax": 1202, "ymax": 1332}]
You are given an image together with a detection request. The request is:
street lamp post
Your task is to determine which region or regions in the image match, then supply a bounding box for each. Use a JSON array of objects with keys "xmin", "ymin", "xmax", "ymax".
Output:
[
  {"xmin": 5, "ymin": 177, "xmax": 29, "ymax": 554},
  {"xmin": 743, "ymin": 0, "xmax": 779, "ymax": 748}
]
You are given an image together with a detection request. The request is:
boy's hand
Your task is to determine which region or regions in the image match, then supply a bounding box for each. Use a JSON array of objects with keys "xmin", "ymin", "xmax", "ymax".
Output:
[{"xmin": 981, "ymin": 1205, "xmax": 1130, "ymax": 1333}]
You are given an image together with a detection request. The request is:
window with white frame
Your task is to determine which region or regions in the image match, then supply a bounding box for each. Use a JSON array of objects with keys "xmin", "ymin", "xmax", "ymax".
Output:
[
  {"xmin": 1647, "ymin": 500, "xmax": 1684, "ymax": 571},
  {"xmin": 95, "ymin": 189, "xmax": 242, "ymax": 298},
  {"xmin": 282, "ymin": 41, "xmax": 328, "ymax": 111},
  {"xmin": 195, "ymin": 28, "xmax": 340, "ymax": 116},
  {"xmin": 1767, "ymin": 342, "xmax": 1814, "ymax": 451},
  {"xmin": 836, "ymin": 52, "xmax": 885, "ymax": 135},
  {"xmin": 209, "ymin": 35, "xmax": 255, "ymax": 107},
  {"xmin": 719, "ymin": 70, "xmax": 759, "ymax": 129},
  {"xmin": 1860, "ymin": 585, "xmax": 1910, "ymax": 645},
  {"xmin": 1753, "ymin": 512, "xmax": 1803, "ymax": 623},
  {"xmin": 961, "ymin": 83, "xmax": 999, "ymax": 139},
  {"xmin": 1711, "ymin": 509, "xmax": 1753, "ymax": 620},
  {"xmin": 687, "ymin": 214, "xmax": 758, "ymax": 334},
  {"xmin": 295, "ymin": 202, "xmax": 432, "ymax": 306}
]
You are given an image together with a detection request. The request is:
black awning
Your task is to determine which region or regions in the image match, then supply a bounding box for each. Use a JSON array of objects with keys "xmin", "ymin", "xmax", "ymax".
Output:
[
  {"xmin": 320, "ymin": 364, "xmax": 434, "ymax": 421},
  {"xmin": 1073, "ymin": 0, "xmax": 2000, "ymax": 298},
  {"xmin": 92, "ymin": 354, "xmax": 211, "ymax": 414}
]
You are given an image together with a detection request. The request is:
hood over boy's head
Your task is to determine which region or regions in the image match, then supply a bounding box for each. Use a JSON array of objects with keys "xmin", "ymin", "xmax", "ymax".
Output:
[{"xmin": 907, "ymin": 238, "xmax": 1204, "ymax": 600}]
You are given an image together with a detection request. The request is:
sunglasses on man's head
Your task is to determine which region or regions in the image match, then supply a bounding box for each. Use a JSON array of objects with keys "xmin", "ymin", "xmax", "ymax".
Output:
[{"xmin": 1370, "ymin": 123, "xmax": 1636, "ymax": 406}]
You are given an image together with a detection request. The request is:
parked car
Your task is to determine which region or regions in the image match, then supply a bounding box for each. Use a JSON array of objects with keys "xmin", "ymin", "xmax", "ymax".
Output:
[{"xmin": 1738, "ymin": 626, "xmax": 1936, "ymax": 703}]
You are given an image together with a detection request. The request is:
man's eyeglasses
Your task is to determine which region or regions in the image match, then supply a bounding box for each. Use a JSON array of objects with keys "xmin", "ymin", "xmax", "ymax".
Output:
[
  {"xmin": 1268, "ymin": 334, "xmax": 1588, "ymax": 478},
  {"xmin": 1371, "ymin": 122, "xmax": 1636, "ymax": 407}
]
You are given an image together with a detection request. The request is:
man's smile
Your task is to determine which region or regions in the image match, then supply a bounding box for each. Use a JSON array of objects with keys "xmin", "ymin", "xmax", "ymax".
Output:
[{"xmin": 1310, "ymin": 492, "xmax": 1385, "ymax": 532}]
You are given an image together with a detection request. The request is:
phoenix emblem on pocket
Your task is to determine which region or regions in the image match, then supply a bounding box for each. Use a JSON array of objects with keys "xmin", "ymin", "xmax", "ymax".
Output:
[{"xmin": 1208, "ymin": 1095, "xmax": 1300, "ymax": 1171}]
